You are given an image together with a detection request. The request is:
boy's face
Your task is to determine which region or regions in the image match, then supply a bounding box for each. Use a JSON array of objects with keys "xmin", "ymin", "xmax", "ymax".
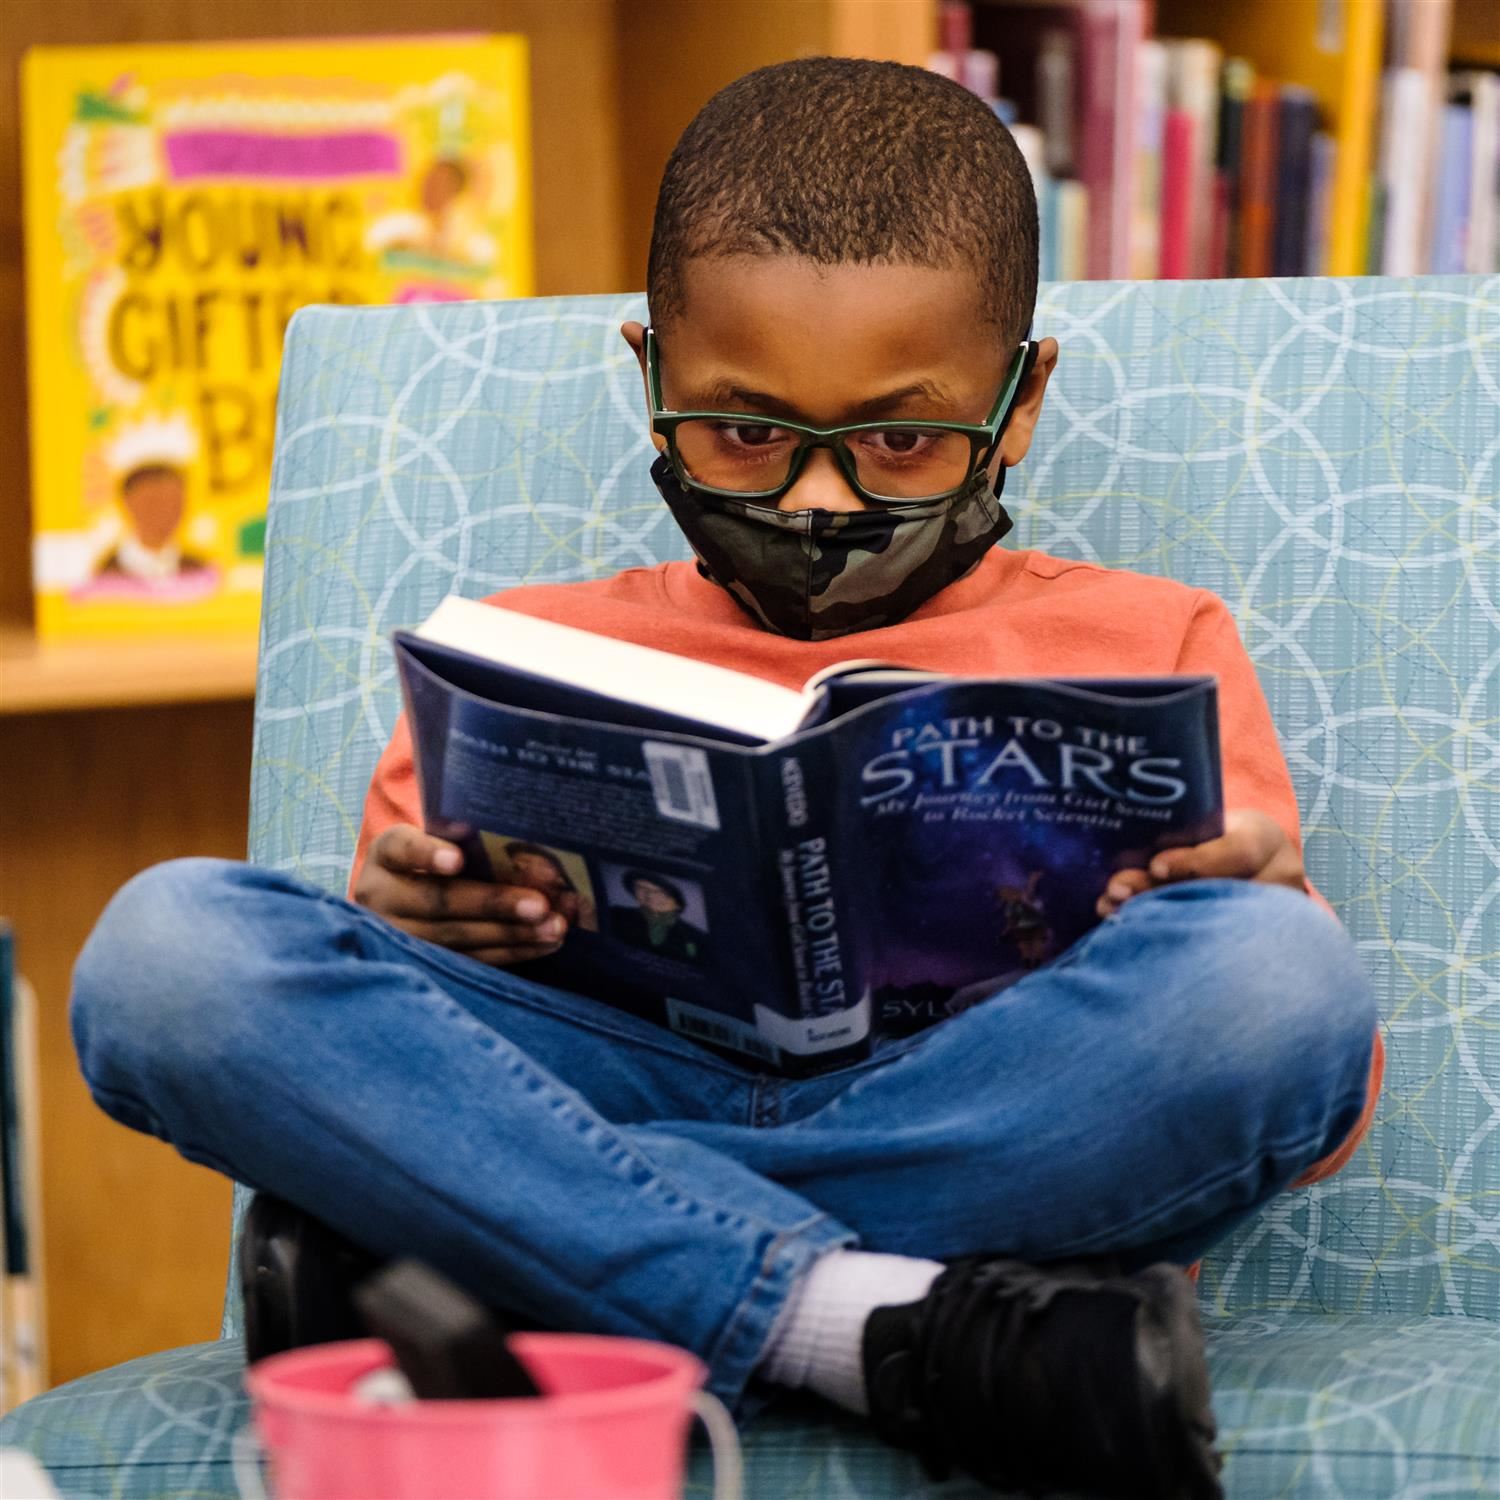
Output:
[{"xmin": 625, "ymin": 255, "xmax": 1057, "ymax": 514}]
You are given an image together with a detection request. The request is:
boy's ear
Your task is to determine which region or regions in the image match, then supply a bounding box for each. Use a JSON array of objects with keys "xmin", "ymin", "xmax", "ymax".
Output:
[
  {"xmin": 996, "ymin": 337, "xmax": 1059, "ymax": 468},
  {"xmin": 621, "ymin": 319, "xmax": 648, "ymax": 372},
  {"xmin": 620, "ymin": 320, "xmax": 667, "ymax": 452}
]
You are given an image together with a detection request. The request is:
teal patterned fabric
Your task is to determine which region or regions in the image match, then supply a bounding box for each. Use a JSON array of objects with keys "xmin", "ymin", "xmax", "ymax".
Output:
[
  {"xmin": 3, "ymin": 1316, "xmax": 1495, "ymax": 1499},
  {"xmin": 4, "ymin": 275, "xmax": 1496, "ymax": 1499}
]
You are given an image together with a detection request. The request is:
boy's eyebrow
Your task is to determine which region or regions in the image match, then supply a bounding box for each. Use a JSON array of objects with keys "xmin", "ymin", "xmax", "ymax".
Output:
[{"xmin": 681, "ymin": 379, "xmax": 959, "ymax": 421}]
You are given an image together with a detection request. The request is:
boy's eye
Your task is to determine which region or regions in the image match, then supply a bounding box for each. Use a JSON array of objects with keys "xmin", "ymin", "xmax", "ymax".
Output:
[
  {"xmin": 712, "ymin": 421, "xmax": 790, "ymax": 450},
  {"xmin": 857, "ymin": 428, "xmax": 940, "ymax": 459}
]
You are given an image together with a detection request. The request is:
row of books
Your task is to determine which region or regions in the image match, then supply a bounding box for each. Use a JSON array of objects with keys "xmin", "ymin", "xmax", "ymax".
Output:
[{"xmin": 929, "ymin": 0, "xmax": 1499, "ymax": 282}]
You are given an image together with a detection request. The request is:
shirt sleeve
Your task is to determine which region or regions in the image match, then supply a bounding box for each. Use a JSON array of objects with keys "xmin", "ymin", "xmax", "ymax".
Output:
[
  {"xmin": 348, "ymin": 711, "xmax": 422, "ymax": 899},
  {"xmin": 1173, "ymin": 589, "xmax": 1384, "ymax": 1184}
]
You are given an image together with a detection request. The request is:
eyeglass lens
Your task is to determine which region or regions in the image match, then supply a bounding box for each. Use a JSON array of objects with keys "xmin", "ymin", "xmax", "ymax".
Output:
[{"xmin": 671, "ymin": 419, "xmax": 976, "ymax": 500}]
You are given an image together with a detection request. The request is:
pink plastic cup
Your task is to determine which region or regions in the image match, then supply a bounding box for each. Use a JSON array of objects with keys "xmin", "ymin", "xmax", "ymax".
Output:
[{"xmin": 238, "ymin": 1334, "xmax": 741, "ymax": 1500}]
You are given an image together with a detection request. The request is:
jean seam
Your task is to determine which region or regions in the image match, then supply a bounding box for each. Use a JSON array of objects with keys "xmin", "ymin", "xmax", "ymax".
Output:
[{"xmin": 703, "ymin": 1216, "xmax": 856, "ymax": 1408}]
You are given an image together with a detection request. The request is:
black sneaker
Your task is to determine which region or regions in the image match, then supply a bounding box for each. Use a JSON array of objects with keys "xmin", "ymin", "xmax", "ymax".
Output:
[
  {"xmin": 862, "ymin": 1257, "xmax": 1223, "ymax": 1499},
  {"xmin": 239, "ymin": 1192, "xmax": 387, "ymax": 1363}
]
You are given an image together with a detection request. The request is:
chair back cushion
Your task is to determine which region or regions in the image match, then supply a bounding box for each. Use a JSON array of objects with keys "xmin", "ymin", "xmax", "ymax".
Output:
[{"xmin": 231, "ymin": 276, "xmax": 1500, "ymax": 1334}]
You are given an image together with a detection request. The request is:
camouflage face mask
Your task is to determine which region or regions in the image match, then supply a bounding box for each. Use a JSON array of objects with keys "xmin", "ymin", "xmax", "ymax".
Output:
[{"xmin": 651, "ymin": 453, "xmax": 1014, "ymax": 642}]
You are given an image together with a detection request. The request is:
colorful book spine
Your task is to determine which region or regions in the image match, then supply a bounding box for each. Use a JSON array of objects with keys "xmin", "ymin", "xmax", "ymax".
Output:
[
  {"xmin": 1159, "ymin": 109, "xmax": 1194, "ymax": 279},
  {"xmin": 1328, "ymin": 0, "xmax": 1384, "ymax": 275},
  {"xmin": 1217, "ymin": 59, "xmax": 1254, "ymax": 278},
  {"xmin": 1055, "ymin": 179, "xmax": 1091, "ymax": 281},
  {"xmin": 1458, "ymin": 72, "xmax": 1499, "ymax": 273},
  {"xmin": 1038, "ymin": 27, "xmax": 1077, "ymax": 179},
  {"xmin": 1305, "ymin": 132, "xmax": 1338, "ymax": 278},
  {"xmin": 1238, "ymin": 81, "xmax": 1281, "ymax": 278},
  {"xmin": 1011, "ymin": 122, "xmax": 1055, "ymax": 280},
  {"xmin": 1078, "ymin": 0, "xmax": 1144, "ymax": 280},
  {"xmin": 1131, "ymin": 40, "xmax": 1167, "ymax": 279},
  {"xmin": 1, "ymin": 923, "xmax": 45, "ymax": 1411},
  {"xmin": 1165, "ymin": 39, "xmax": 1223, "ymax": 278},
  {"xmin": 1380, "ymin": 67, "xmax": 1434, "ymax": 274},
  {"xmin": 1274, "ymin": 88, "xmax": 1319, "ymax": 277},
  {"xmin": 1430, "ymin": 103, "xmax": 1474, "ymax": 274}
]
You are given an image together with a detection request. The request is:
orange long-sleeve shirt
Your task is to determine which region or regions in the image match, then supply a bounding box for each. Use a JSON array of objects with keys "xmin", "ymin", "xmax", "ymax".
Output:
[{"xmin": 353, "ymin": 549, "xmax": 1382, "ymax": 1184}]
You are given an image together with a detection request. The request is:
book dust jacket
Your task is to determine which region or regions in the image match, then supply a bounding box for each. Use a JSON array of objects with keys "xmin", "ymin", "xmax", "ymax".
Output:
[{"xmin": 22, "ymin": 36, "xmax": 532, "ymax": 640}]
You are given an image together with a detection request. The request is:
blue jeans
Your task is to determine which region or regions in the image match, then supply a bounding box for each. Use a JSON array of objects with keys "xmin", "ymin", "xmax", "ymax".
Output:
[{"xmin": 71, "ymin": 860, "xmax": 1376, "ymax": 1406}]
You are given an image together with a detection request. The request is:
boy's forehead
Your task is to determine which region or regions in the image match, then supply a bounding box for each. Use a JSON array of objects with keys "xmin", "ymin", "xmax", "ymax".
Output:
[{"xmin": 663, "ymin": 255, "xmax": 1002, "ymax": 415}]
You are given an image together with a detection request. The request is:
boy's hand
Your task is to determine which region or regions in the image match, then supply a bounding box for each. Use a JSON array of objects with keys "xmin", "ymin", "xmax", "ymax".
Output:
[
  {"xmin": 1096, "ymin": 810, "xmax": 1305, "ymax": 918},
  {"xmin": 354, "ymin": 824, "xmax": 568, "ymax": 965}
]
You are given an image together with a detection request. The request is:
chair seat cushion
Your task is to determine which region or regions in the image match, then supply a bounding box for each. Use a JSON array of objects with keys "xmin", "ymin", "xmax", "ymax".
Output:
[{"xmin": 3, "ymin": 1315, "xmax": 1495, "ymax": 1499}]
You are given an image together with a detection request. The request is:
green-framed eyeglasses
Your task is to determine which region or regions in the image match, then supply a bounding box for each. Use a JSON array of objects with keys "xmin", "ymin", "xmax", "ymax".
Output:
[{"xmin": 646, "ymin": 328, "xmax": 1038, "ymax": 508}]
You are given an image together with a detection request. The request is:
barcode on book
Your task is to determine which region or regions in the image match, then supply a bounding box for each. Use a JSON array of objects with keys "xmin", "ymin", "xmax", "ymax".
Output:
[
  {"xmin": 667, "ymin": 998, "xmax": 781, "ymax": 1066},
  {"xmin": 642, "ymin": 742, "xmax": 720, "ymax": 829}
]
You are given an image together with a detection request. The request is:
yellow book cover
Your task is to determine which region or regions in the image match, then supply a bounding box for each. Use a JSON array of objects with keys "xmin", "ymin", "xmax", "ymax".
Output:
[{"xmin": 22, "ymin": 36, "xmax": 532, "ymax": 641}]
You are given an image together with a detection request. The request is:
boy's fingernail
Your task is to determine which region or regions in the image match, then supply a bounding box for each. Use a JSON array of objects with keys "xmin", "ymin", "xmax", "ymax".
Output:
[
  {"xmin": 1150, "ymin": 858, "xmax": 1169, "ymax": 879},
  {"xmin": 433, "ymin": 849, "xmax": 462, "ymax": 874},
  {"xmin": 540, "ymin": 915, "xmax": 565, "ymax": 939},
  {"xmin": 514, "ymin": 895, "xmax": 548, "ymax": 921}
]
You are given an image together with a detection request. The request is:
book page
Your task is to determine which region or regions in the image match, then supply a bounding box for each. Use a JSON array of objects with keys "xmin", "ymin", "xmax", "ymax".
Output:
[{"xmin": 415, "ymin": 595, "xmax": 807, "ymax": 743}]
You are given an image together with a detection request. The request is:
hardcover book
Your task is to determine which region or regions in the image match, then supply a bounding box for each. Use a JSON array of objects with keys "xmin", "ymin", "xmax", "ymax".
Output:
[
  {"xmin": 22, "ymin": 36, "xmax": 532, "ymax": 641},
  {"xmin": 394, "ymin": 599, "xmax": 1225, "ymax": 1076}
]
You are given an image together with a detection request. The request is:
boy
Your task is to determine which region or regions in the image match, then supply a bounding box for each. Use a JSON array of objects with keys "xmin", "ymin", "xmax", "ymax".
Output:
[{"xmin": 72, "ymin": 59, "xmax": 1381, "ymax": 1498}]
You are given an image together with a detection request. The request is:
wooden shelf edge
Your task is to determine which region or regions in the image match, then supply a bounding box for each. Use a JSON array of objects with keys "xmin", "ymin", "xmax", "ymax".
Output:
[{"xmin": 0, "ymin": 627, "xmax": 258, "ymax": 715}]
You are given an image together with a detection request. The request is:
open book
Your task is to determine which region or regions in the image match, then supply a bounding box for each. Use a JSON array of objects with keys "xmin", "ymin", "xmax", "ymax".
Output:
[{"xmin": 395, "ymin": 596, "xmax": 1223, "ymax": 1075}]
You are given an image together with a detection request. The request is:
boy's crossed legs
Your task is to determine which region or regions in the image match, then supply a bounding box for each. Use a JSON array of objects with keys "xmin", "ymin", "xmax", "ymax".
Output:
[{"xmin": 70, "ymin": 860, "xmax": 1374, "ymax": 1487}]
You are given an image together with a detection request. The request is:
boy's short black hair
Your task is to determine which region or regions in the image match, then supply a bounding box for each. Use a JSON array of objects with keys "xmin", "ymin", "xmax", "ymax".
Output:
[{"xmin": 648, "ymin": 57, "xmax": 1039, "ymax": 346}]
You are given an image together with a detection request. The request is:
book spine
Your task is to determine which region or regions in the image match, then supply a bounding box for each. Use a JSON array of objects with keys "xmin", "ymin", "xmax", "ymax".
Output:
[
  {"xmin": 1380, "ymin": 67, "xmax": 1434, "ymax": 274},
  {"xmin": 1305, "ymin": 131, "xmax": 1338, "ymax": 278},
  {"xmin": 1011, "ymin": 122, "xmax": 1054, "ymax": 281},
  {"xmin": 1273, "ymin": 88, "xmax": 1318, "ymax": 278},
  {"xmin": 1328, "ymin": 0, "xmax": 1384, "ymax": 275},
  {"xmin": 1159, "ymin": 109, "xmax": 1194, "ymax": 279},
  {"xmin": 1058, "ymin": 179, "xmax": 1090, "ymax": 281},
  {"xmin": 1131, "ymin": 40, "xmax": 1168, "ymax": 279},
  {"xmin": 1107, "ymin": 0, "xmax": 1146, "ymax": 280},
  {"xmin": 1217, "ymin": 59, "xmax": 1254, "ymax": 278},
  {"xmin": 1038, "ymin": 26, "xmax": 1077, "ymax": 179},
  {"xmin": 1238, "ymin": 82, "xmax": 1281, "ymax": 279},
  {"xmin": 1041, "ymin": 175, "xmax": 1060, "ymax": 282},
  {"xmin": 1074, "ymin": 3, "xmax": 1116, "ymax": 280},
  {"xmin": 1430, "ymin": 102, "xmax": 1473, "ymax": 274},
  {"xmin": 1165, "ymin": 39, "xmax": 1222, "ymax": 278},
  {"xmin": 0, "ymin": 925, "xmax": 44, "ymax": 1408},
  {"xmin": 1469, "ymin": 75, "xmax": 1500, "ymax": 273},
  {"xmin": 1365, "ymin": 174, "xmax": 1388, "ymax": 275}
]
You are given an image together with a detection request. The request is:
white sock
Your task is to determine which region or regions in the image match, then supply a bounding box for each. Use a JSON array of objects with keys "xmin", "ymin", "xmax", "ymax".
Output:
[{"xmin": 758, "ymin": 1249, "xmax": 944, "ymax": 1414}]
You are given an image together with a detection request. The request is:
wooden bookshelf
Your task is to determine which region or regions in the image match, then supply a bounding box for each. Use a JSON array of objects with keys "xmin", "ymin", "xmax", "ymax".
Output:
[
  {"xmin": 1452, "ymin": 0, "xmax": 1500, "ymax": 65},
  {"xmin": 0, "ymin": 626, "xmax": 258, "ymax": 715}
]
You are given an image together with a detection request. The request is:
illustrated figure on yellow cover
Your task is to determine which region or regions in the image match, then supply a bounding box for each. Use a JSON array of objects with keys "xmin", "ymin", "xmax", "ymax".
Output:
[
  {"xmin": 77, "ymin": 414, "xmax": 218, "ymax": 602},
  {"xmin": 367, "ymin": 153, "xmax": 499, "ymax": 275}
]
